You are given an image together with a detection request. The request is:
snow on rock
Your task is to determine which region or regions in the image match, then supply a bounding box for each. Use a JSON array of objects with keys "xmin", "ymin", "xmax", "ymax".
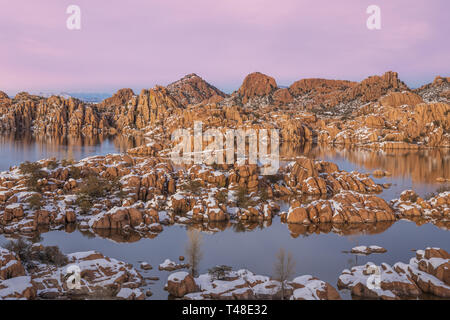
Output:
[
  {"xmin": 391, "ymin": 190, "xmax": 450, "ymax": 219},
  {"xmin": 0, "ymin": 248, "xmax": 26, "ymax": 280},
  {"xmin": 167, "ymin": 268, "xmax": 340, "ymax": 300},
  {"xmin": 116, "ymin": 287, "xmax": 144, "ymax": 300},
  {"xmin": 351, "ymin": 245, "xmax": 387, "ymax": 255},
  {"xmin": 291, "ymin": 275, "xmax": 341, "ymax": 300},
  {"xmin": 140, "ymin": 262, "xmax": 152, "ymax": 270},
  {"xmin": 338, "ymin": 247, "xmax": 450, "ymax": 299},
  {"xmin": 168, "ymin": 271, "xmax": 190, "ymax": 283},
  {"xmin": 0, "ymin": 276, "xmax": 36, "ymax": 300},
  {"xmin": 166, "ymin": 272, "xmax": 198, "ymax": 297},
  {"xmin": 158, "ymin": 259, "xmax": 188, "ymax": 271},
  {"xmin": 0, "ymin": 246, "xmax": 145, "ymax": 300}
]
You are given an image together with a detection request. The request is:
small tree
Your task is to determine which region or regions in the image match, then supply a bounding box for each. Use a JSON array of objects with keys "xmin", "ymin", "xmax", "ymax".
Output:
[
  {"xmin": 236, "ymin": 186, "xmax": 256, "ymax": 208},
  {"xmin": 19, "ymin": 161, "xmax": 47, "ymax": 192},
  {"xmin": 208, "ymin": 265, "xmax": 232, "ymax": 280},
  {"xmin": 27, "ymin": 193, "xmax": 43, "ymax": 210},
  {"xmin": 273, "ymin": 248, "xmax": 296, "ymax": 300},
  {"xmin": 181, "ymin": 180, "xmax": 203, "ymax": 196},
  {"xmin": 185, "ymin": 229, "xmax": 203, "ymax": 277}
]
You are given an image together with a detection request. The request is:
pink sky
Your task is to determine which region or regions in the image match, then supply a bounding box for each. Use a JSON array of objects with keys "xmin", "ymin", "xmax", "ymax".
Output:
[{"xmin": 1, "ymin": 0, "xmax": 449, "ymax": 94}]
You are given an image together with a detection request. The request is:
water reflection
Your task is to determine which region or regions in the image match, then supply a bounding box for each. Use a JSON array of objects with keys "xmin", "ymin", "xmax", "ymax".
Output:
[
  {"xmin": 305, "ymin": 145, "xmax": 450, "ymax": 185},
  {"xmin": 1, "ymin": 219, "xmax": 448, "ymax": 300},
  {"xmin": 280, "ymin": 142, "xmax": 449, "ymax": 184},
  {"xmin": 5, "ymin": 219, "xmax": 411, "ymax": 244},
  {"xmin": 0, "ymin": 133, "xmax": 146, "ymax": 171},
  {"xmin": 280, "ymin": 142, "xmax": 449, "ymax": 200},
  {"xmin": 286, "ymin": 221, "xmax": 395, "ymax": 239}
]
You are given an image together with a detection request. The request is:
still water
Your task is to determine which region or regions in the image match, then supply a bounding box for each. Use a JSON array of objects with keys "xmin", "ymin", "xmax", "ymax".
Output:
[
  {"xmin": 0, "ymin": 133, "xmax": 140, "ymax": 171},
  {"xmin": 1, "ymin": 219, "xmax": 448, "ymax": 299},
  {"xmin": 0, "ymin": 135, "xmax": 448, "ymax": 299}
]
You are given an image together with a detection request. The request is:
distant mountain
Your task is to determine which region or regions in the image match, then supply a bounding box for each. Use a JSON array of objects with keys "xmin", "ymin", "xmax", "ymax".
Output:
[
  {"xmin": 36, "ymin": 92, "xmax": 112, "ymax": 103},
  {"xmin": 36, "ymin": 92, "xmax": 72, "ymax": 99}
]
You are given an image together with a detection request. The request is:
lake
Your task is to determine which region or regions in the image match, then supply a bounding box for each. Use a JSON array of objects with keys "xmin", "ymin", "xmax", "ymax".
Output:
[{"xmin": 0, "ymin": 134, "xmax": 449, "ymax": 299}]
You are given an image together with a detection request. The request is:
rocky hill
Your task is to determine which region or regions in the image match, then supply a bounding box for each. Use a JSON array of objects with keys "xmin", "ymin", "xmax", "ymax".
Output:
[
  {"xmin": 0, "ymin": 72, "xmax": 448, "ymax": 149},
  {"xmin": 166, "ymin": 73, "xmax": 226, "ymax": 106}
]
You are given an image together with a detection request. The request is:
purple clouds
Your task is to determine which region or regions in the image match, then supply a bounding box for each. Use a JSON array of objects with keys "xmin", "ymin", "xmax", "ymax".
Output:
[{"xmin": 0, "ymin": 0, "xmax": 448, "ymax": 94}]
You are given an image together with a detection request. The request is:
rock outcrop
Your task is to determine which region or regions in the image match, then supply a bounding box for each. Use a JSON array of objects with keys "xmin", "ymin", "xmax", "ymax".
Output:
[
  {"xmin": 391, "ymin": 190, "xmax": 449, "ymax": 219},
  {"xmin": 338, "ymin": 247, "xmax": 450, "ymax": 299},
  {"xmin": 166, "ymin": 269, "xmax": 341, "ymax": 300},
  {"xmin": 0, "ymin": 248, "xmax": 26, "ymax": 280},
  {"xmin": 0, "ymin": 245, "xmax": 145, "ymax": 300},
  {"xmin": 1, "ymin": 71, "xmax": 448, "ymax": 153},
  {"xmin": 350, "ymin": 245, "xmax": 387, "ymax": 255},
  {"xmin": 237, "ymin": 72, "xmax": 277, "ymax": 104},
  {"xmin": 282, "ymin": 191, "xmax": 395, "ymax": 225},
  {"xmin": 167, "ymin": 73, "xmax": 226, "ymax": 106}
]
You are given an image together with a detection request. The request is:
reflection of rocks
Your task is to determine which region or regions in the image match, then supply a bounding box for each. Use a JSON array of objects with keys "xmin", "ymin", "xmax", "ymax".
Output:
[
  {"xmin": 0, "ymin": 132, "xmax": 141, "ymax": 159},
  {"xmin": 166, "ymin": 269, "xmax": 340, "ymax": 300},
  {"xmin": 80, "ymin": 228, "xmax": 151, "ymax": 243},
  {"xmin": 286, "ymin": 221, "xmax": 395, "ymax": 238},
  {"xmin": 305, "ymin": 146, "xmax": 450, "ymax": 186},
  {"xmin": 338, "ymin": 248, "xmax": 450, "ymax": 299}
]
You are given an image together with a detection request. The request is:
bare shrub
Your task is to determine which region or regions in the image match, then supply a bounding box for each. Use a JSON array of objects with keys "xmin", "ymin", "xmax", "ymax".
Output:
[
  {"xmin": 273, "ymin": 248, "xmax": 296, "ymax": 300},
  {"xmin": 46, "ymin": 160, "xmax": 59, "ymax": 170},
  {"xmin": 19, "ymin": 161, "xmax": 47, "ymax": 192},
  {"xmin": 3, "ymin": 238, "xmax": 32, "ymax": 262},
  {"xmin": 68, "ymin": 166, "xmax": 82, "ymax": 179},
  {"xmin": 27, "ymin": 193, "xmax": 43, "ymax": 210},
  {"xmin": 78, "ymin": 175, "xmax": 108, "ymax": 198},
  {"xmin": 75, "ymin": 193, "xmax": 94, "ymax": 214},
  {"xmin": 2, "ymin": 239, "xmax": 68, "ymax": 267},
  {"xmin": 181, "ymin": 180, "xmax": 203, "ymax": 196},
  {"xmin": 37, "ymin": 246, "xmax": 68, "ymax": 267}
]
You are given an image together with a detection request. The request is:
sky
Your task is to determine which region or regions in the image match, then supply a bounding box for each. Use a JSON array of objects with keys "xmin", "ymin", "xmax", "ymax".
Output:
[{"xmin": 0, "ymin": 0, "xmax": 449, "ymax": 95}]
